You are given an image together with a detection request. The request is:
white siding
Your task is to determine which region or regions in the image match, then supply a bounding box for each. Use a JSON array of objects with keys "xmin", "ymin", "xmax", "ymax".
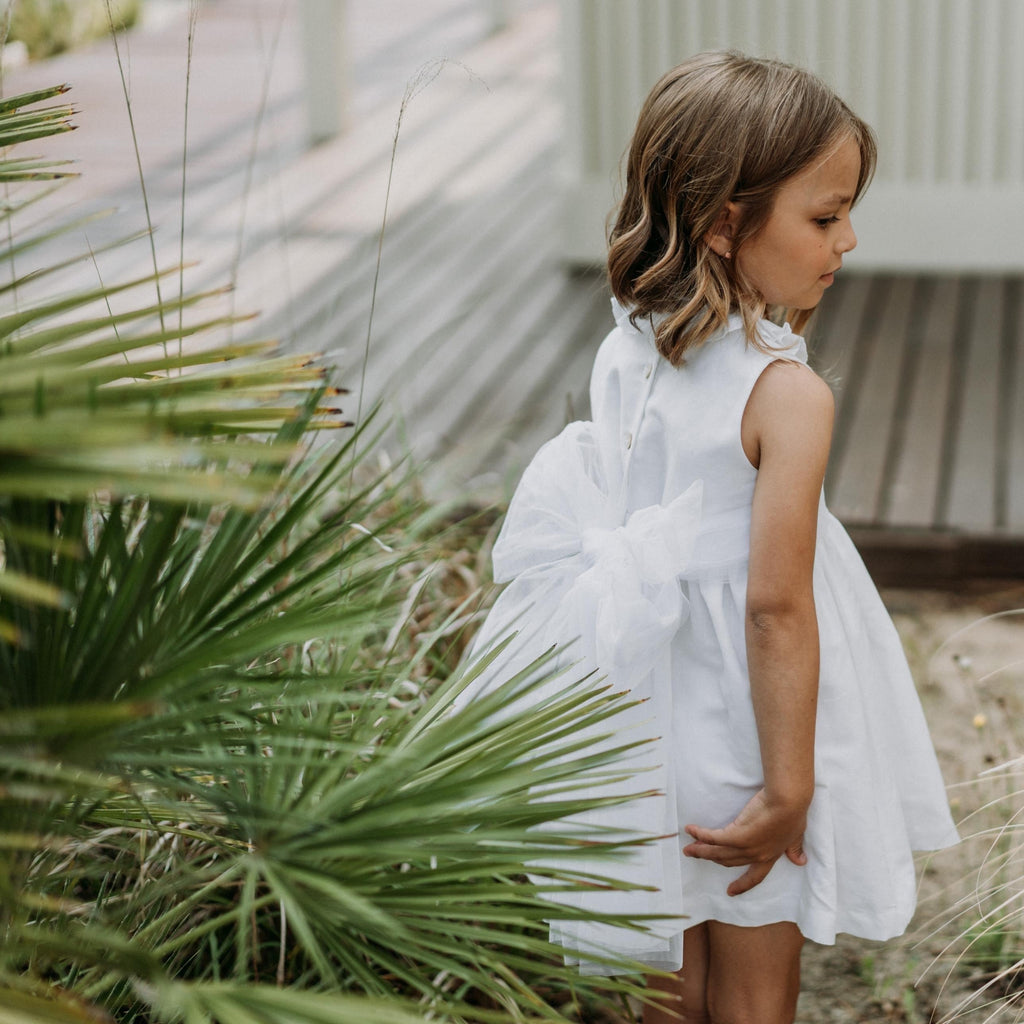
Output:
[{"xmin": 560, "ymin": 0, "xmax": 1024, "ymax": 270}]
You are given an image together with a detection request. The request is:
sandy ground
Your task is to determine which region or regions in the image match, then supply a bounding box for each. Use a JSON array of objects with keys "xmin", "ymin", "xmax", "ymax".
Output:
[{"xmin": 795, "ymin": 583, "xmax": 1024, "ymax": 1023}]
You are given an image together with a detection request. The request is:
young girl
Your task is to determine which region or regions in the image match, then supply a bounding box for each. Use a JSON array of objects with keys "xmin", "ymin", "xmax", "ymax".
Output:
[{"xmin": 466, "ymin": 51, "xmax": 958, "ymax": 1024}]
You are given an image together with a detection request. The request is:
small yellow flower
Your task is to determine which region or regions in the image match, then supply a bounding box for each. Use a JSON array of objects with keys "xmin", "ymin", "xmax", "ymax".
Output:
[{"xmin": 973, "ymin": 713, "xmax": 988, "ymax": 729}]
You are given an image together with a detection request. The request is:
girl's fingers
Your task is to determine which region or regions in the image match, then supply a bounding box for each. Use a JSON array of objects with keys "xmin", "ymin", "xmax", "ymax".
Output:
[
  {"xmin": 684, "ymin": 826, "xmax": 758, "ymax": 857},
  {"xmin": 727, "ymin": 861, "xmax": 775, "ymax": 896},
  {"xmin": 685, "ymin": 823, "xmax": 747, "ymax": 847},
  {"xmin": 685, "ymin": 832, "xmax": 810, "ymax": 871},
  {"xmin": 784, "ymin": 837, "xmax": 807, "ymax": 866},
  {"xmin": 684, "ymin": 824, "xmax": 724, "ymax": 843},
  {"xmin": 682, "ymin": 841, "xmax": 748, "ymax": 865}
]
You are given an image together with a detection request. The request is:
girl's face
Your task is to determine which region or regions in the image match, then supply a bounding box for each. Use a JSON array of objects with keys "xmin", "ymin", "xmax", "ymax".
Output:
[{"xmin": 734, "ymin": 135, "xmax": 861, "ymax": 311}]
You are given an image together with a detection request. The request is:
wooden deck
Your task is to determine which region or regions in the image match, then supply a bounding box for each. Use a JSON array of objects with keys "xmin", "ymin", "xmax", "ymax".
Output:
[
  {"xmin": 3, "ymin": 0, "xmax": 1023, "ymax": 584},
  {"xmin": 812, "ymin": 274, "xmax": 1024, "ymax": 583}
]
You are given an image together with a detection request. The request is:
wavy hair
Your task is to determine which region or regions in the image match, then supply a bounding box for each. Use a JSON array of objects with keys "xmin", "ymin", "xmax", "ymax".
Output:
[{"xmin": 607, "ymin": 51, "xmax": 876, "ymax": 365}]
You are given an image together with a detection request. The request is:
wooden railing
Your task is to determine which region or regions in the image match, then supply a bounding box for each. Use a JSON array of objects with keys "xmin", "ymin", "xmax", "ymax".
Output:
[{"xmin": 299, "ymin": 0, "xmax": 513, "ymax": 141}]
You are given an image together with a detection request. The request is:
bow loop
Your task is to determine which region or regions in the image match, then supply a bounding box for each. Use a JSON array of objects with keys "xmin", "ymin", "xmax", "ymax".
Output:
[
  {"xmin": 623, "ymin": 483, "xmax": 703, "ymax": 583},
  {"xmin": 492, "ymin": 422, "xmax": 610, "ymax": 584},
  {"xmin": 486, "ymin": 421, "xmax": 702, "ymax": 689}
]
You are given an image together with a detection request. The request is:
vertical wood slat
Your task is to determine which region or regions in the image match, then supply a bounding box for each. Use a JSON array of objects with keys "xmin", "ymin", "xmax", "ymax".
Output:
[
  {"xmin": 1007, "ymin": 283, "xmax": 1024, "ymax": 530},
  {"xmin": 813, "ymin": 274, "xmax": 874, "ymax": 391},
  {"xmin": 711, "ymin": 0, "xmax": 730, "ymax": 50},
  {"xmin": 856, "ymin": 0, "xmax": 882, "ymax": 140},
  {"xmin": 942, "ymin": 278, "xmax": 1004, "ymax": 530},
  {"xmin": 976, "ymin": 0, "xmax": 1001, "ymax": 183},
  {"xmin": 916, "ymin": 0, "xmax": 941, "ymax": 184},
  {"xmin": 561, "ymin": 3, "xmax": 1024, "ymax": 267},
  {"xmin": 1007, "ymin": 1, "xmax": 1024, "ymax": 181},
  {"xmin": 995, "ymin": 279, "xmax": 1019, "ymax": 529},
  {"xmin": 772, "ymin": 0, "xmax": 789, "ymax": 57},
  {"xmin": 812, "ymin": 275, "xmax": 875, "ymax": 497},
  {"xmin": 623, "ymin": 2, "xmax": 647, "ymax": 138},
  {"xmin": 945, "ymin": 0, "xmax": 972, "ymax": 183},
  {"xmin": 569, "ymin": 1, "xmax": 1023, "ymax": 190},
  {"xmin": 593, "ymin": 0, "xmax": 615, "ymax": 170},
  {"xmin": 883, "ymin": 278, "xmax": 960, "ymax": 527},
  {"xmin": 742, "ymin": 0, "xmax": 762, "ymax": 58},
  {"xmin": 828, "ymin": 0, "xmax": 850, "ymax": 99},
  {"xmin": 299, "ymin": 0, "xmax": 349, "ymax": 142},
  {"xmin": 560, "ymin": 0, "xmax": 586, "ymax": 177},
  {"xmin": 885, "ymin": 0, "xmax": 911, "ymax": 179},
  {"xmin": 652, "ymin": 0, "xmax": 674, "ymax": 89},
  {"xmin": 802, "ymin": 0, "xmax": 820, "ymax": 67},
  {"xmin": 828, "ymin": 278, "xmax": 915, "ymax": 524},
  {"xmin": 681, "ymin": 1, "xmax": 702, "ymax": 55}
]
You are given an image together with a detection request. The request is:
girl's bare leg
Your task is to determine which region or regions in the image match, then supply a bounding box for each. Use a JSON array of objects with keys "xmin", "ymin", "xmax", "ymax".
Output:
[
  {"xmin": 706, "ymin": 921, "xmax": 803, "ymax": 1024},
  {"xmin": 644, "ymin": 923, "xmax": 710, "ymax": 1023}
]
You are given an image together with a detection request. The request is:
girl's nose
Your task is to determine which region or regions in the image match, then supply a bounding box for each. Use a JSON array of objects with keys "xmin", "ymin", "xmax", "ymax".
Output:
[{"xmin": 839, "ymin": 220, "xmax": 857, "ymax": 253}]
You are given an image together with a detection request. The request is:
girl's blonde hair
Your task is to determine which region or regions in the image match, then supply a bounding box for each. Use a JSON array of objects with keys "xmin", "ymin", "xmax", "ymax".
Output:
[{"xmin": 607, "ymin": 51, "xmax": 876, "ymax": 366}]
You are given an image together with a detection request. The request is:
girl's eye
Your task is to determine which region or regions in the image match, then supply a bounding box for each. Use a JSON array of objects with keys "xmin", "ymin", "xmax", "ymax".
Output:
[{"xmin": 815, "ymin": 216, "xmax": 840, "ymax": 228}]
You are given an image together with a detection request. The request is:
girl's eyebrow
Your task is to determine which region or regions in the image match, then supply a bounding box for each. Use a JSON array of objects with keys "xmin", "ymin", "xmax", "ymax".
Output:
[{"xmin": 818, "ymin": 192, "xmax": 854, "ymax": 205}]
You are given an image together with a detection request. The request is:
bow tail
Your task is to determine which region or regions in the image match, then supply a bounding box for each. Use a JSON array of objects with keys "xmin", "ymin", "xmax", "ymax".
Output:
[{"xmin": 534, "ymin": 640, "xmax": 686, "ymax": 974}]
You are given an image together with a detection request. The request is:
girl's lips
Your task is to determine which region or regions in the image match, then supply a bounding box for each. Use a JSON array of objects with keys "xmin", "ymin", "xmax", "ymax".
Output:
[{"xmin": 820, "ymin": 271, "xmax": 836, "ymax": 285}]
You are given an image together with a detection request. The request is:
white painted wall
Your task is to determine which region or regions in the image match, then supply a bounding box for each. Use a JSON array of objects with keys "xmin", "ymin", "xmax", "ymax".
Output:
[{"xmin": 560, "ymin": 0, "xmax": 1024, "ymax": 271}]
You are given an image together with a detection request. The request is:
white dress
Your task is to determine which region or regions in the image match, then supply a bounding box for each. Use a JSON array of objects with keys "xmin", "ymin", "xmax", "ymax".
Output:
[{"xmin": 465, "ymin": 300, "xmax": 959, "ymax": 974}]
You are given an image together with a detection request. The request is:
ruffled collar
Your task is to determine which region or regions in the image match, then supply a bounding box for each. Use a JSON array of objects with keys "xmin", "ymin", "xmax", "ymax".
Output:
[
  {"xmin": 611, "ymin": 297, "xmax": 746, "ymax": 339},
  {"xmin": 609, "ymin": 298, "xmax": 805, "ymax": 362}
]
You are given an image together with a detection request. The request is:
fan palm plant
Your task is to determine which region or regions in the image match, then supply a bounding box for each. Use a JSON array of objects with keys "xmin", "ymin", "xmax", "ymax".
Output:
[{"xmin": 0, "ymin": 85, "xmax": 668, "ymax": 1023}]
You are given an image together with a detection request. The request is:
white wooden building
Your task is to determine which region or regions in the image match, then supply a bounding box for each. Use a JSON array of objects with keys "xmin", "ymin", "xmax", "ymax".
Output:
[{"xmin": 559, "ymin": 0, "xmax": 1024, "ymax": 271}]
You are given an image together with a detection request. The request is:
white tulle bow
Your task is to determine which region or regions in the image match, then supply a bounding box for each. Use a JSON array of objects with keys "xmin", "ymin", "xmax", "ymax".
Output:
[
  {"xmin": 490, "ymin": 420, "xmax": 702, "ymax": 689},
  {"xmin": 465, "ymin": 420, "xmax": 703, "ymax": 974}
]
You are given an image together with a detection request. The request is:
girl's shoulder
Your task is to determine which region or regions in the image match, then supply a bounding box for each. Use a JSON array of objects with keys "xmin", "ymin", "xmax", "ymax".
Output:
[
  {"xmin": 671, "ymin": 315, "xmax": 809, "ymax": 404},
  {"xmin": 748, "ymin": 356, "xmax": 834, "ymax": 421}
]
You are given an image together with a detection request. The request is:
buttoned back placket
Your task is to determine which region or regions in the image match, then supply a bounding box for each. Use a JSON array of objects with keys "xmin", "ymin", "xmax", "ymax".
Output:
[{"xmin": 618, "ymin": 354, "xmax": 659, "ymax": 518}]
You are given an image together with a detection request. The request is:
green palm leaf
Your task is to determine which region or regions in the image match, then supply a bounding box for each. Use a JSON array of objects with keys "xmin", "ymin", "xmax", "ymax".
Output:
[
  {"xmin": 1, "ymin": 425, "xmax": 665, "ymax": 1018},
  {"xmin": 0, "ymin": 80, "xmax": 664, "ymax": 1024},
  {"xmin": 0, "ymin": 85, "xmax": 342, "ymax": 635}
]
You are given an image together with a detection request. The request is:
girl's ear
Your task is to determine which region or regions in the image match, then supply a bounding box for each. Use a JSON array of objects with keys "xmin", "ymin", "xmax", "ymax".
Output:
[{"xmin": 704, "ymin": 200, "xmax": 741, "ymax": 258}]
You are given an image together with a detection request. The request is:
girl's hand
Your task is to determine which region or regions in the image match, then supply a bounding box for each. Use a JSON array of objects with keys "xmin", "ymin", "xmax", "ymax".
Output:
[{"xmin": 682, "ymin": 788, "xmax": 808, "ymax": 896}]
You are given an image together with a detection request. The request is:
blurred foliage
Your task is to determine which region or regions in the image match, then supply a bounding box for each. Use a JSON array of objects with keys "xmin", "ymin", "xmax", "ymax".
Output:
[
  {"xmin": 5, "ymin": 0, "xmax": 141, "ymax": 60},
  {"xmin": 0, "ymin": 79, "xmax": 663, "ymax": 1024}
]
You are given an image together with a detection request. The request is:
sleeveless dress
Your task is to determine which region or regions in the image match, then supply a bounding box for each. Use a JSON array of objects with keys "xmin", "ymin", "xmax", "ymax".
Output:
[{"xmin": 464, "ymin": 300, "xmax": 959, "ymax": 975}]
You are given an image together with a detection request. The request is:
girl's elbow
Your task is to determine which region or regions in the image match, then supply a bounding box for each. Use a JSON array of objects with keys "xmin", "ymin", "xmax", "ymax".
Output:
[{"xmin": 745, "ymin": 592, "xmax": 817, "ymax": 635}]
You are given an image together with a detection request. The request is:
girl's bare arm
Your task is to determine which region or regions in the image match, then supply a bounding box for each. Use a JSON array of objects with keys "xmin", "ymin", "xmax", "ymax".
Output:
[{"xmin": 683, "ymin": 359, "xmax": 834, "ymax": 895}]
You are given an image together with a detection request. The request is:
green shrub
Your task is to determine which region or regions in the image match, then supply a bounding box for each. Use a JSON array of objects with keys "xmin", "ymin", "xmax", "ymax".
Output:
[{"xmin": 0, "ymin": 81, "xmax": 658, "ymax": 1024}]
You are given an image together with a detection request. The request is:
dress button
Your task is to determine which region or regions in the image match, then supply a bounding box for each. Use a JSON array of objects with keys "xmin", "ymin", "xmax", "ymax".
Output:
[
  {"xmin": 624, "ymin": 432, "xmax": 633, "ymax": 450},
  {"xmin": 643, "ymin": 363, "xmax": 653, "ymax": 379}
]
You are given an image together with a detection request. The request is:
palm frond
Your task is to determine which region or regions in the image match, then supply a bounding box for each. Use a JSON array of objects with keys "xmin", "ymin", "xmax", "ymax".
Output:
[{"xmin": 0, "ymin": 77, "xmax": 664, "ymax": 1024}]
